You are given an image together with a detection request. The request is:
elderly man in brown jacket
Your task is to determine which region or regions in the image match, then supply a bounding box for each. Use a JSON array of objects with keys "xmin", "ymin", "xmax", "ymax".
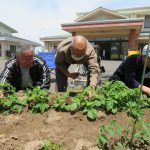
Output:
[{"xmin": 55, "ymin": 35, "xmax": 100, "ymax": 92}]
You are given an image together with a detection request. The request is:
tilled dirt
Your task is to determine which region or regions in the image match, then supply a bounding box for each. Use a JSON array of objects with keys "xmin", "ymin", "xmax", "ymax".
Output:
[{"xmin": 0, "ymin": 109, "xmax": 150, "ymax": 150}]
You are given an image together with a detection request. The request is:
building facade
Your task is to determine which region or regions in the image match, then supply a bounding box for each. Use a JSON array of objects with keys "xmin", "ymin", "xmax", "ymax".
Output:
[
  {"xmin": 0, "ymin": 22, "xmax": 41, "ymax": 58},
  {"xmin": 40, "ymin": 6, "xmax": 150, "ymax": 60}
]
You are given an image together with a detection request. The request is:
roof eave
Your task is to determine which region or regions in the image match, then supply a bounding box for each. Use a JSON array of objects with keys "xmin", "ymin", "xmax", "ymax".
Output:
[
  {"xmin": 62, "ymin": 18, "xmax": 144, "ymax": 27},
  {"xmin": 75, "ymin": 7, "xmax": 128, "ymax": 22},
  {"xmin": 0, "ymin": 22, "xmax": 18, "ymax": 33},
  {"xmin": 0, "ymin": 35, "xmax": 41, "ymax": 46}
]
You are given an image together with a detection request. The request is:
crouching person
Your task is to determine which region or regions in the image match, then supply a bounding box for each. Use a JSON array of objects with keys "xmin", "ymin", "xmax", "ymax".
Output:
[
  {"xmin": 55, "ymin": 35, "xmax": 100, "ymax": 92},
  {"xmin": 110, "ymin": 44, "xmax": 150, "ymax": 96},
  {"xmin": 0, "ymin": 45, "xmax": 50, "ymax": 91}
]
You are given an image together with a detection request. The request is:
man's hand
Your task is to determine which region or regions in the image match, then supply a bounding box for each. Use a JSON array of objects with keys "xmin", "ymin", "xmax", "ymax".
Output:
[
  {"xmin": 140, "ymin": 85, "xmax": 150, "ymax": 96},
  {"xmin": 0, "ymin": 90, "xmax": 4, "ymax": 99},
  {"xmin": 67, "ymin": 72, "xmax": 79, "ymax": 79},
  {"xmin": 144, "ymin": 87, "xmax": 150, "ymax": 96},
  {"xmin": 90, "ymin": 85, "xmax": 95, "ymax": 89},
  {"xmin": 86, "ymin": 86, "xmax": 96, "ymax": 99}
]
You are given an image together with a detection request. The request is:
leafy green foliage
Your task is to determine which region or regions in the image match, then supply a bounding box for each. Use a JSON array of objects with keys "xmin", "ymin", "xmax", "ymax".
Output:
[
  {"xmin": 97, "ymin": 120, "xmax": 150, "ymax": 150},
  {"xmin": 53, "ymin": 86, "xmax": 99, "ymax": 120},
  {"xmin": 39, "ymin": 141, "xmax": 61, "ymax": 150},
  {"xmin": 26, "ymin": 86, "xmax": 50, "ymax": 113},
  {"xmin": 71, "ymin": 89, "xmax": 100, "ymax": 119},
  {"xmin": 87, "ymin": 109, "xmax": 98, "ymax": 120},
  {"xmin": 52, "ymin": 81, "xmax": 150, "ymax": 120},
  {"xmin": 53, "ymin": 92, "xmax": 69, "ymax": 111},
  {"xmin": 0, "ymin": 95, "xmax": 26, "ymax": 114},
  {"xmin": 0, "ymin": 81, "xmax": 16, "ymax": 95},
  {"xmin": 0, "ymin": 82, "xmax": 26, "ymax": 114},
  {"xmin": 96, "ymin": 81, "xmax": 150, "ymax": 118},
  {"xmin": 0, "ymin": 80, "xmax": 150, "ymax": 122}
]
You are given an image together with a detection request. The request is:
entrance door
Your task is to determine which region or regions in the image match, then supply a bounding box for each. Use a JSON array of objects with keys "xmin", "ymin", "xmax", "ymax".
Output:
[
  {"xmin": 111, "ymin": 42, "xmax": 124, "ymax": 60},
  {"xmin": 93, "ymin": 40, "xmax": 127, "ymax": 60},
  {"xmin": 95, "ymin": 42, "xmax": 111, "ymax": 60}
]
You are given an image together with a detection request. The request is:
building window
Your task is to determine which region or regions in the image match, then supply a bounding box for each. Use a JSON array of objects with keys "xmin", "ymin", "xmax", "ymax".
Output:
[
  {"xmin": 144, "ymin": 15, "xmax": 150, "ymax": 29},
  {"xmin": 92, "ymin": 39, "xmax": 128, "ymax": 60},
  {"xmin": 10, "ymin": 45, "xmax": 16, "ymax": 53},
  {"xmin": 10, "ymin": 45, "xmax": 16, "ymax": 57}
]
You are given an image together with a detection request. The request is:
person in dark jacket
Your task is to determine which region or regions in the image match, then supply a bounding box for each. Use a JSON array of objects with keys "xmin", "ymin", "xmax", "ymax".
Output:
[
  {"xmin": 110, "ymin": 44, "xmax": 150, "ymax": 96},
  {"xmin": 0, "ymin": 45, "xmax": 50, "ymax": 91}
]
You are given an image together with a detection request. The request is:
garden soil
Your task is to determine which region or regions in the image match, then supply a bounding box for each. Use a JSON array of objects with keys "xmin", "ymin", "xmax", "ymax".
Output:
[{"xmin": 0, "ymin": 108, "xmax": 150, "ymax": 150}]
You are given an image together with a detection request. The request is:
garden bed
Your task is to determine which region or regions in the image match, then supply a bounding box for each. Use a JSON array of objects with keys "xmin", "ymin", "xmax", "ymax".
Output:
[
  {"xmin": 0, "ymin": 108, "xmax": 149, "ymax": 150},
  {"xmin": 0, "ymin": 81, "xmax": 150, "ymax": 150}
]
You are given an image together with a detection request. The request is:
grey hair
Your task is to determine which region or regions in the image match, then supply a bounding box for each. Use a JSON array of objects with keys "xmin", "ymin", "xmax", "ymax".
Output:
[{"xmin": 16, "ymin": 44, "xmax": 34, "ymax": 55}]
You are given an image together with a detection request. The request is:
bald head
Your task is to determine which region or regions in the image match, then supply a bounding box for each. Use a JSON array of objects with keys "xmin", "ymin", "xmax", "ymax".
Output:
[
  {"xmin": 70, "ymin": 36, "xmax": 86, "ymax": 60},
  {"xmin": 72, "ymin": 36, "xmax": 86, "ymax": 52}
]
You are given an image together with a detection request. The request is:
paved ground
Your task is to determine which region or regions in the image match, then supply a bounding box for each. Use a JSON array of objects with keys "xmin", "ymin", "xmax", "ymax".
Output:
[
  {"xmin": 0, "ymin": 60, "xmax": 122, "ymax": 92},
  {"xmin": 100, "ymin": 60, "xmax": 122, "ymax": 81}
]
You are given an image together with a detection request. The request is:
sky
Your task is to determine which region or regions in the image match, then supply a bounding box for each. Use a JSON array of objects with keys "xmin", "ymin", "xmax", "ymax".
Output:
[{"xmin": 0, "ymin": 0, "xmax": 150, "ymax": 44}]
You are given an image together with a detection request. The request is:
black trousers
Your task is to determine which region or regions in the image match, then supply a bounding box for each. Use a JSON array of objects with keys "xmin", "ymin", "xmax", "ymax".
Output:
[{"xmin": 56, "ymin": 68, "xmax": 68, "ymax": 92}]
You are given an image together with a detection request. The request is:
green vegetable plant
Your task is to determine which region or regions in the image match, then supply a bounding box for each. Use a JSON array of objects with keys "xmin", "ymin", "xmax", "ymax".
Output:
[
  {"xmin": 0, "ymin": 82, "xmax": 26, "ymax": 114},
  {"xmin": 25, "ymin": 86, "xmax": 50, "ymax": 113},
  {"xmin": 97, "ymin": 120, "xmax": 150, "ymax": 150},
  {"xmin": 96, "ymin": 81, "xmax": 150, "ymax": 116},
  {"xmin": 53, "ymin": 86, "xmax": 100, "ymax": 120},
  {"xmin": 39, "ymin": 141, "xmax": 61, "ymax": 150},
  {"xmin": 53, "ymin": 92, "xmax": 69, "ymax": 111},
  {"xmin": 0, "ymin": 94, "xmax": 26, "ymax": 114},
  {"xmin": 0, "ymin": 81, "xmax": 16, "ymax": 95},
  {"xmin": 52, "ymin": 81, "xmax": 150, "ymax": 120}
]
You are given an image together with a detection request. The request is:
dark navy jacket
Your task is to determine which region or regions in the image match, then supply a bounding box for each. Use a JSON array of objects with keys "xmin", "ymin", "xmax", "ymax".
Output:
[{"xmin": 110, "ymin": 54, "xmax": 150, "ymax": 88}]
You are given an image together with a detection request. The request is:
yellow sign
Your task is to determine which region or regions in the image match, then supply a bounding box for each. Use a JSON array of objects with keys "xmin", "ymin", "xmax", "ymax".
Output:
[{"xmin": 128, "ymin": 50, "xmax": 141, "ymax": 56}]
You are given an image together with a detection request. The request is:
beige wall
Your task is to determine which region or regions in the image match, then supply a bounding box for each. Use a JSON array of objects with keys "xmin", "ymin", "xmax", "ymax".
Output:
[
  {"xmin": 0, "ymin": 41, "xmax": 23, "ymax": 57},
  {"xmin": 44, "ymin": 41, "xmax": 62, "ymax": 51}
]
